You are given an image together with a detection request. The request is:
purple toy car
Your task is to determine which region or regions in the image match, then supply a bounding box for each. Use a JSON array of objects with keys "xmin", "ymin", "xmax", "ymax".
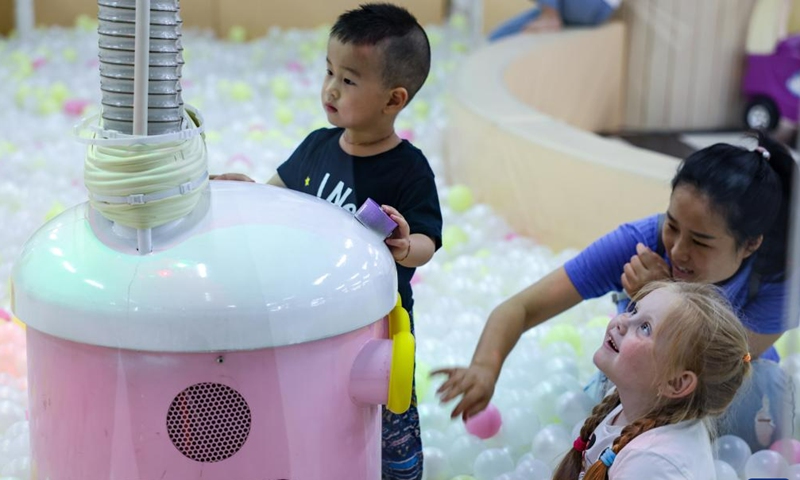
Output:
[{"xmin": 742, "ymin": 35, "xmax": 800, "ymax": 131}]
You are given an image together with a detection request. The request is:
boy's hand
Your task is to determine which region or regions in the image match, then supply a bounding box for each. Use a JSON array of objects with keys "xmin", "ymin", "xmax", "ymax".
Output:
[
  {"xmin": 381, "ymin": 205, "xmax": 410, "ymax": 261},
  {"xmin": 210, "ymin": 173, "xmax": 256, "ymax": 182},
  {"xmin": 621, "ymin": 243, "xmax": 672, "ymax": 297},
  {"xmin": 432, "ymin": 364, "xmax": 498, "ymax": 421}
]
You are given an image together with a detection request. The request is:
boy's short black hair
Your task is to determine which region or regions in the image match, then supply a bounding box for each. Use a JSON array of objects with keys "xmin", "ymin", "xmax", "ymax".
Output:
[{"xmin": 331, "ymin": 3, "xmax": 431, "ymax": 102}]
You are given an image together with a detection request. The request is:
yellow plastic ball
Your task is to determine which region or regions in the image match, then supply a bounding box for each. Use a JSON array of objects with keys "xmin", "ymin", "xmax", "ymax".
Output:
[
  {"xmin": 271, "ymin": 78, "xmax": 292, "ymax": 101},
  {"xmin": 37, "ymin": 98, "xmax": 60, "ymax": 116},
  {"xmin": 228, "ymin": 25, "xmax": 247, "ymax": 43},
  {"xmin": 229, "ymin": 82, "xmax": 253, "ymax": 102},
  {"xmin": 45, "ymin": 201, "xmax": 65, "ymax": 221},
  {"xmin": 415, "ymin": 360, "xmax": 431, "ymax": 401},
  {"xmin": 587, "ymin": 315, "xmax": 612, "ymax": 328},
  {"xmin": 275, "ymin": 106, "xmax": 294, "ymax": 126},
  {"xmin": 50, "ymin": 82, "xmax": 70, "ymax": 104},
  {"xmin": 449, "ymin": 13, "xmax": 469, "ymax": 31},
  {"xmin": 62, "ymin": 48, "xmax": 77, "ymax": 62},
  {"xmin": 412, "ymin": 100, "xmax": 430, "ymax": 119},
  {"xmin": 442, "ymin": 225, "xmax": 469, "ymax": 252},
  {"xmin": 542, "ymin": 324, "xmax": 582, "ymax": 355},
  {"xmin": 75, "ymin": 14, "xmax": 98, "ymax": 32},
  {"xmin": 448, "ymin": 185, "xmax": 474, "ymax": 213}
]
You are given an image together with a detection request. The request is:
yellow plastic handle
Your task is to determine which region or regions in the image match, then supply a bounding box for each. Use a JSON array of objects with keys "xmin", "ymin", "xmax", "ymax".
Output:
[
  {"xmin": 388, "ymin": 305, "xmax": 411, "ymax": 338},
  {"xmin": 387, "ymin": 330, "xmax": 415, "ymax": 414}
]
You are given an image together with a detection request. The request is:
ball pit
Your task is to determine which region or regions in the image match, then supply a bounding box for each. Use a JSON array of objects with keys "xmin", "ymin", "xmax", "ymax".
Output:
[{"xmin": 0, "ymin": 18, "xmax": 797, "ymax": 480}]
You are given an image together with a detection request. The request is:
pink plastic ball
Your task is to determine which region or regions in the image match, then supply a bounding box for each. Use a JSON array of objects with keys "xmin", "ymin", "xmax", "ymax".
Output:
[
  {"xmin": 63, "ymin": 98, "xmax": 91, "ymax": 117},
  {"xmin": 398, "ymin": 129, "xmax": 415, "ymax": 142},
  {"xmin": 770, "ymin": 438, "xmax": 800, "ymax": 464},
  {"xmin": 464, "ymin": 404, "xmax": 502, "ymax": 439},
  {"xmin": 0, "ymin": 309, "xmax": 10, "ymax": 322}
]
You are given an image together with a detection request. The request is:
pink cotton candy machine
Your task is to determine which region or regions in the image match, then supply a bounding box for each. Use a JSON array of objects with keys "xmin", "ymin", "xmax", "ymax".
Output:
[{"xmin": 10, "ymin": 181, "xmax": 414, "ymax": 480}]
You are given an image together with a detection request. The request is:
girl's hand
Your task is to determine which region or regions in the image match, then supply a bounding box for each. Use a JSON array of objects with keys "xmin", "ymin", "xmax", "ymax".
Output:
[{"xmin": 621, "ymin": 243, "xmax": 672, "ymax": 297}]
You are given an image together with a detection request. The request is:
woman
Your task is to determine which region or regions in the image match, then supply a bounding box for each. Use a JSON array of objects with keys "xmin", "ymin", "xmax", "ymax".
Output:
[{"xmin": 434, "ymin": 133, "xmax": 796, "ymax": 451}]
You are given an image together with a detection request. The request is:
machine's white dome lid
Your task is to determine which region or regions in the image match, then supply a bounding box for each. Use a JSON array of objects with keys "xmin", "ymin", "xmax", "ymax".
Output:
[{"xmin": 11, "ymin": 182, "xmax": 398, "ymax": 352}]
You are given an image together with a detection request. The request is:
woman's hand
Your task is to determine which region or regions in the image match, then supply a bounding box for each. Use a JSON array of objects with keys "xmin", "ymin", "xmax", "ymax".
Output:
[
  {"xmin": 432, "ymin": 364, "xmax": 498, "ymax": 421},
  {"xmin": 209, "ymin": 173, "xmax": 255, "ymax": 182}
]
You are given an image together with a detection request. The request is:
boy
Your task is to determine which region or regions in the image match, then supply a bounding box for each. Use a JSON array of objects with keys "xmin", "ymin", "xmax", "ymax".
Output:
[{"xmin": 214, "ymin": 4, "xmax": 442, "ymax": 479}]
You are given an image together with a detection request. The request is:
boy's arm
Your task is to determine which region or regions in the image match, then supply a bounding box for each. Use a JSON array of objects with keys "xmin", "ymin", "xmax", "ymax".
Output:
[
  {"xmin": 381, "ymin": 204, "xmax": 437, "ymax": 268},
  {"xmin": 266, "ymin": 174, "xmax": 286, "ymax": 188},
  {"xmin": 399, "ymin": 233, "xmax": 436, "ymax": 268}
]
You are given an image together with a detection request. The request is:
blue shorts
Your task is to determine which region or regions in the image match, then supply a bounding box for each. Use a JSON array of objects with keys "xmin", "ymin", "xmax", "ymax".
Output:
[
  {"xmin": 382, "ymin": 389, "xmax": 422, "ymax": 480},
  {"xmin": 382, "ymin": 313, "xmax": 422, "ymax": 480}
]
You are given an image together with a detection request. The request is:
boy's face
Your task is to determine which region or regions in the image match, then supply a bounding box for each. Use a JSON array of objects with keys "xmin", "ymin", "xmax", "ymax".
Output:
[{"xmin": 322, "ymin": 38, "xmax": 393, "ymax": 130}]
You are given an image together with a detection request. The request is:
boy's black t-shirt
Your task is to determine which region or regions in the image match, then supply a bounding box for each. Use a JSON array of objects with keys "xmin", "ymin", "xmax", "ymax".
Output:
[{"xmin": 277, "ymin": 127, "xmax": 443, "ymax": 312}]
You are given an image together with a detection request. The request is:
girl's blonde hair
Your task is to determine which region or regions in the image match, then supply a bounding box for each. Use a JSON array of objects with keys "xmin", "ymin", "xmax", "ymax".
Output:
[{"xmin": 552, "ymin": 281, "xmax": 751, "ymax": 480}]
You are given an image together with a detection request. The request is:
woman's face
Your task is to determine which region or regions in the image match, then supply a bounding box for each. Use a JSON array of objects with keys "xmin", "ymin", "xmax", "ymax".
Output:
[{"xmin": 663, "ymin": 185, "xmax": 761, "ymax": 285}]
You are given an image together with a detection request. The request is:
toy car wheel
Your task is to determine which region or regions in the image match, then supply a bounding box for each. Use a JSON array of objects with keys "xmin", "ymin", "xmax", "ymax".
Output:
[{"xmin": 744, "ymin": 97, "xmax": 779, "ymax": 131}]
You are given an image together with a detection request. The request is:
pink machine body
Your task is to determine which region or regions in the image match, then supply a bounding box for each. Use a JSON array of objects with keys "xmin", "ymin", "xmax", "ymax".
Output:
[{"xmin": 12, "ymin": 182, "xmax": 410, "ymax": 479}]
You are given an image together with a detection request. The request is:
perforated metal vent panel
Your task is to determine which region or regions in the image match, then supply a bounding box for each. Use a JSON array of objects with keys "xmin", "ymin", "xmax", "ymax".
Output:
[{"xmin": 166, "ymin": 382, "xmax": 252, "ymax": 463}]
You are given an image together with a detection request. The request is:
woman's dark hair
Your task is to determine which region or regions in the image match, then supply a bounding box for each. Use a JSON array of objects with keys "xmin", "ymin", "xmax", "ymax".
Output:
[{"xmin": 671, "ymin": 131, "xmax": 796, "ymax": 277}]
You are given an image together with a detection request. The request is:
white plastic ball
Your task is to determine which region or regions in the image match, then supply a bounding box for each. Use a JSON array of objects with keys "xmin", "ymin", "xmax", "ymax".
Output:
[
  {"xmin": 744, "ymin": 449, "xmax": 790, "ymax": 479},
  {"xmin": 713, "ymin": 459, "xmax": 738, "ymax": 480},
  {"xmin": 472, "ymin": 448, "xmax": 514, "ymax": 480},
  {"xmin": 713, "ymin": 434, "xmax": 752, "ymax": 475},
  {"xmin": 422, "ymin": 447, "xmax": 449, "ymax": 480},
  {"xmin": 530, "ymin": 424, "xmax": 571, "ymax": 469}
]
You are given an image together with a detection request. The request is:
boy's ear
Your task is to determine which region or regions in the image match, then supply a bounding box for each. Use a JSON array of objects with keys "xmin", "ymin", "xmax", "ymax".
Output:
[{"xmin": 384, "ymin": 87, "xmax": 409, "ymax": 114}]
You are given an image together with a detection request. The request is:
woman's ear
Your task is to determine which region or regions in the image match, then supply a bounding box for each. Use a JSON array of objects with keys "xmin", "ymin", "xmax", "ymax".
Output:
[{"xmin": 742, "ymin": 235, "xmax": 763, "ymax": 258}]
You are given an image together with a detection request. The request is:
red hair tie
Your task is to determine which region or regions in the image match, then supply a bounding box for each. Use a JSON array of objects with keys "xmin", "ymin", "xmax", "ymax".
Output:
[{"xmin": 573, "ymin": 437, "xmax": 588, "ymax": 452}]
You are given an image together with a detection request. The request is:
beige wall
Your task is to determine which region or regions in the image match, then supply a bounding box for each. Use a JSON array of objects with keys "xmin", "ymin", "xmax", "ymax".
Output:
[
  {"xmin": 445, "ymin": 101, "xmax": 674, "ymax": 250},
  {"xmin": 620, "ymin": 0, "xmax": 757, "ymax": 131},
  {"xmin": 482, "ymin": 0, "xmax": 533, "ymax": 33},
  {"xmin": 504, "ymin": 22, "xmax": 625, "ymax": 132},
  {"xmin": 3, "ymin": 0, "xmax": 446, "ymax": 37},
  {"xmin": 446, "ymin": 28, "xmax": 677, "ymax": 251},
  {"xmin": 0, "ymin": 1, "xmax": 13, "ymax": 35}
]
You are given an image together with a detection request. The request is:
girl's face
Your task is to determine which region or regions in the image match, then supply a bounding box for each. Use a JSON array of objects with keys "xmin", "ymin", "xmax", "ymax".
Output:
[
  {"xmin": 593, "ymin": 288, "xmax": 678, "ymax": 399},
  {"xmin": 663, "ymin": 185, "xmax": 761, "ymax": 285}
]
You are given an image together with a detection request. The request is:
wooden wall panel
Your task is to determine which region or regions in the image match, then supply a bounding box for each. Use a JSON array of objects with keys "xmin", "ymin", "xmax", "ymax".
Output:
[{"xmin": 622, "ymin": 0, "xmax": 757, "ymax": 131}]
